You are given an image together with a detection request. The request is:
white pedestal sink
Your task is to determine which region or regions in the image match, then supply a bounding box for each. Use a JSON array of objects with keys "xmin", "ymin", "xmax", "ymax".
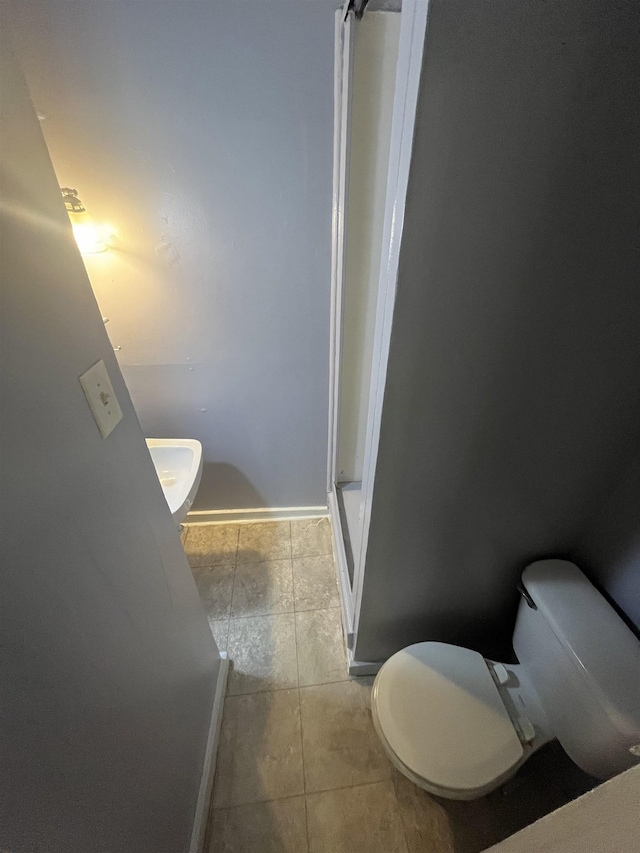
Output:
[{"xmin": 145, "ymin": 439, "xmax": 203, "ymax": 524}]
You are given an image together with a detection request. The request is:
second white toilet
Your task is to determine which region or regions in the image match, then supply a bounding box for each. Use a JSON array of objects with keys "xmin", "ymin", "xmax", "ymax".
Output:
[{"xmin": 371, "ymin": 560, "xmax": 640, "ymax": 800}]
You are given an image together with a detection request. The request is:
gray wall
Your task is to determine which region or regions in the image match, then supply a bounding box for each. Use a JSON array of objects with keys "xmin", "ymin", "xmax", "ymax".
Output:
[
  {"xmin": 7, "ymin": 0, "xmax": 335, "ymax": 512},
  {"xmin": 576, "ymin": 449, "xmax": 640, "ymax": 630},
  {"xmin": 356, "ymin": 0, "xmax": 640, "ymax": 662},
  {"xmin": 0, "ymin": 31, "xmax": 220, "ymax": 852}
]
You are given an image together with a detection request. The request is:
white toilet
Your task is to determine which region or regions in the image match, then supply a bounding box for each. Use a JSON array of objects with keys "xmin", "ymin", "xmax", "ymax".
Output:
[{"xmin": 371, "ymin": 560, "xmax": 640, "ymax": 800}]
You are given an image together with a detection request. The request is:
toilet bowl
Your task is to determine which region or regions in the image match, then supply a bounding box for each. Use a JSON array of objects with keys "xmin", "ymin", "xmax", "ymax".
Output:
[{"xmin": 371, "ymin": 560, "xmax": 640, "ymax": 800}]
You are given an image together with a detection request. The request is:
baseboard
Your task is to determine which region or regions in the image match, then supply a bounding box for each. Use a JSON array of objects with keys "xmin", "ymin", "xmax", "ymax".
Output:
[
  {"xmin": 186, "ymin": 506, "xmax": 328, "ymax": 525},
  {"xmin": 347, "ymin": 652, "xmax": 382, "ymax": 678},
  {"xmin": 189, "ymin": 654, "xmax": 230, "ymax": 853}
]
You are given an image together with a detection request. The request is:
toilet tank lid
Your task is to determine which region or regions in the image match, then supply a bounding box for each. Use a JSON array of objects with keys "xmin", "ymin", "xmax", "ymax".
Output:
[{"xmin": 522, "ymin": 560, "xmax": 640, "ymax": 724}]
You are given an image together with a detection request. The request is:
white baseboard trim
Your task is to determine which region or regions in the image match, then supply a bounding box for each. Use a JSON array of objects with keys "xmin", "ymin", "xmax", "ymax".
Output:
[
  {"xmin": 347, "ymin": 653, "xmax": 382, "ymax": 678},
  {"xmin": 186, "ymin": 506, "xmax": 328, "ymax": 525},
  {"xmin": 189, "ymin": 654, "xmax": 230, "ymax": 853}
]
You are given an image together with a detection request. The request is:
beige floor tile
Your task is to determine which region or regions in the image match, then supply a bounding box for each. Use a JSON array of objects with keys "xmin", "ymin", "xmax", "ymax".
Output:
[
  {"xmin": 392, "ymin": 771, "xmax": 456, "ymax": 853},
  {"xmin": 213, "ymin": 690, "xmax": 304, "ymax": 808},
  {"xmin": 306, "ymin": 781, "xmax": 407, "ymax": 853},
  {"xmin": 237, "ymin": 521, "xmax": 292, "ymax": 563},
  {"xmin": 393, "ymin": 768, "xmax": 511, "ymax": 853},
  {"xmin": 192, "ymin": 563, "xmax": 235, "ymax": 620},
  {"xmin": 231, "ymin": 559, "xmax": 294, "ymax": 618},
  {"xmin": 210, "ymin": 796, "xmax": 308, "ymax": 853},
  {"xmin": 300, "ymin": 679, "xmax": 393, "ymax": 792},
  {"xmin": 180, "ymin": 525, "xmax": 189, "ymax": 546},
  {"xmin": 295, "ymin": 608, "xmax": 347, "ymax": 686},
  {"xmin": 209, "ymin": 618, "xmax": 229, "ymax": 653},
  {"xmin": 185, "ymin": 524, "xmax": 239, "ymax": 568},
  {"xmin": 292, "ymin": 555, "xmax": 340, "ymax": 611},
  {"xmin": 291, "ymin": 517, "xmax": 333, "ymax": 558},
  {"xmin": 227, "ymin": 613, "xmax": 298, "ymax": 695}
]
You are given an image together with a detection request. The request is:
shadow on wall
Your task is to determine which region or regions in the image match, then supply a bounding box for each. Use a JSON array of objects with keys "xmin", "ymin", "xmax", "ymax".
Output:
[
  {"xmin": 576, "ymin": 448, "xmax": 640, "ymax": 634},
  {"xmin": 192, "ymin": 464, "xmax": 266, "ymax": 513},
  {"xmin": 598, "ymin": 539, "xmax": 640, "ymax": 634}
]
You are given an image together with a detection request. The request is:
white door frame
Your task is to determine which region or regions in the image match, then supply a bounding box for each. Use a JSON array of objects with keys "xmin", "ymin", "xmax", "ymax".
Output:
[
  {"xmin": 327, "ymin": 6, "xmax": 354, "ymax": 498},
  {"xmin": 327, "ymin": 0, "xmax": 430, "ymax": 670},
  {"xmin": 327, "ymin": 6, "xmax": 357, "ymax": 640}
]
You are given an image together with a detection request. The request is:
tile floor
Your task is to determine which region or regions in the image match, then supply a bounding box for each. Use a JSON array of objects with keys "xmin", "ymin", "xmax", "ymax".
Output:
[{"xmin": 182, "ymin": 519, "xmax": 596, "ymax": 853}]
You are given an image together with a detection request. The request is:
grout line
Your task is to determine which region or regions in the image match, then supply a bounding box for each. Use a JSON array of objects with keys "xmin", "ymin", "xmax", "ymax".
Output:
[
  {"xmin": 288, "ymin": 523, "xmax": 310, "ymax": 850},
  {"xmin": 293, "ymin": 600, "xmax": 341, "ymax": 615},
  {"xmin": 211, "ymin": 779, "xmax": 397, "ymax": 814},
  {"xmin": 211, "ymin": 790, "xmax": 307, "ymax": 813},
  {"xmin": 290, "ymin": 539, "xmax": 305, "ymax": 782},
  {"xmin": 234, "ymin": 525, "xmax": 240, "ymax": 563},
  {"xmin": 187, "ymin": 550, "xmax": 333, "ymax": 570},
  {"xmin": 188, "ymin": 556, "xmax": 234, "ymax": 566},
  {"xmin": 390, "ymin": 771, "xmax": 411, "ymax": 853},
  {"xmin": 219, "ymin": 605, "xmax": 340, "ymax": 624},
  {"xmin": 291, "ymin": 552, "xmax": 301, "ymax": 689},
  {"xmin": 290, "ymin": 565, "xmax": 306, "ymax": 778},
  {"xmin": 224, "ymin": 674, "xmax": 355, "ymax": 699},
  {"xmin": 222, "ymin": 528, "xmax": 241, "ymax": 670},
  {"xmin": 305, "ymin": 778, "xmax": 395, "ymax": 800},
  {"xmin": 230, "ymin": 551, "xmax": 333, "ymax": 565},
  {"xmin": 227, "ymin": 526, "xmax": 240, "ymax": 613},
  {"xmin": 302, "ymin": 737, "xmax": 313, "ymax": 853},
  {"xmin": 303, "ymin": 792, "xmax": 311, "ymax": 853}
]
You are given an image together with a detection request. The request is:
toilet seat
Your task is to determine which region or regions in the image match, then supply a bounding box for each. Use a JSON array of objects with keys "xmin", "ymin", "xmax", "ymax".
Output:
[{"xmin": 372, "ymin": 642, "xmax": 524, "ymax": 799}]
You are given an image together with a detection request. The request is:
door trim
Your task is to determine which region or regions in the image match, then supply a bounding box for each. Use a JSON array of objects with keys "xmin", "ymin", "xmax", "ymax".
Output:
[
  {"xmin": 327, "ymin": 7, "xmax": 355, "ymax": 495},
  {"xmin": 351, "ymin": 0, "xmax": 430, "ymax": 651},
  {"xmin": 189, "ymin": 655, "xmax": 229, "ymax": 853},
  {"xmin": 327, "ymin": 0, "xmax": 430, "ymax": 658}
]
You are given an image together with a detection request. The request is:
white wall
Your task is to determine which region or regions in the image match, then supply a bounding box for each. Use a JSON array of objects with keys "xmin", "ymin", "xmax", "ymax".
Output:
[
  {"xmin": 337, "ymin": 11, "xmax": 401, "ymax": 482},
  {"xmin": 7, "ymin": 0, "xmax": 336, "ymax": 512},
  {"xmin": 0, "ymin": 30, "xmax": 220, "ymax": 852}
]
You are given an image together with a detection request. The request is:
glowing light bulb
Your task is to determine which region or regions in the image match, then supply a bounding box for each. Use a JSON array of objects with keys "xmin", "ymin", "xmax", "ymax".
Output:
[
  {"xmin": 61, "ymin": 187, "xmax": 108, "ymax": 254},
  {"xmin": 71, "ymin": 217, "xmax": 107, "ymax": 254}
]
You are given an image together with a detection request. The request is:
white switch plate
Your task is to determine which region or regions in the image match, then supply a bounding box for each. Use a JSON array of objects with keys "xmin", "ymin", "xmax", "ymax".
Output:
[{"xmin": 79, "ymin": 359, "xmax": 123, "ymax": 438}]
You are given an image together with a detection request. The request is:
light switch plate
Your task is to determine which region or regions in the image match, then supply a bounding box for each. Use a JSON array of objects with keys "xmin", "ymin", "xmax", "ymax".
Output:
[{"xmin": 79, "ymin": 359, "xmax": 123, "ymax": 438}]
